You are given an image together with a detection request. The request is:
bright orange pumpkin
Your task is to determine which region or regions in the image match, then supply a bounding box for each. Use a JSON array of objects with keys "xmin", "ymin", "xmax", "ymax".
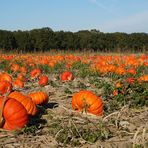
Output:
[
  {"xmin": 9, "ymin": 91, "xmax": 37, "ymax": 116},
  {"xmin": 13, "ymin": 79, "xmax": 24, "ymax": 88},
  {"xmin": 38, "ymin": 75, "xmax": 49, "ymax": 86},
  {"xmin": 11, "ymin": 64, "xmax": 20, "ymax": 72},
  {"xmin": 0, "ymin": 97, "xmax": 28, "ymax": 131},
  {"xmin": 17, "ymin": 73, "xmax": 27, "ymax": 82},
  {"xmin": 30, "ymin": 68, "xmax": 42, "ymax": 79},
  {"xmin": 138, "ymin": 75, "xmax": 148, "ymax": 82},
  {"xmin": 0, "ymin": 73, "xmax": 12, "ymax": 83},
  {"xmin": 72, "ymin": 90, "xmax": 103, "ymax": 116},
  {"xmin": 19, "ymin": 66, "xmax": 27, "ymax": 74},
  {"xmin": 0, "ymin": 81, "xmax": 12, "ymax": 95},
  {"xmin": 60, "ymin": 71, "xmax": 74, "ymax": 81},
  {"xmin": 28, "ymin": 91, "xmax": 48, "ymax": 105}
]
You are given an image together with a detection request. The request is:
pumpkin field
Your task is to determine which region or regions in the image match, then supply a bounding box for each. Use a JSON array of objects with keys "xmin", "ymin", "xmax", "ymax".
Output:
[{"xmin": 0, "ymin": 52, "xmax": 147, "ymax": 147}]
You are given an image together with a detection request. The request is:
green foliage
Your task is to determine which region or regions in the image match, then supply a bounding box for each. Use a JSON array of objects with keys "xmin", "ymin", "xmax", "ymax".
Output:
[
  {"xmin": 71, "ymin": 61, "xmax": 94, "ymax": 78},
  {"xmin": 0, "ymin": 28, "xmax": 148, "ymax": 52},
  {"xmin": 103, "ymin": 79, "xmax": 148, "ymax": 113},
  {"xmin": 47, "ymin": 118, "xmax": 111, "ymax": 146},
  {"xmin": 0, "ymin": 59, "xmax": 10, "ymax": 70}
]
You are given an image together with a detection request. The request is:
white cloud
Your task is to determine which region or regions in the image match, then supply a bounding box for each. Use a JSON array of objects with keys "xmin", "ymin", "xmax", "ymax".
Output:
[
  {"xmin": 88, "ymin": 0, "xmax": 120, "ymax": 17},
  {"xmin": 99, "ymin": 11, "xmax": 148, "ymax": 33},
  {"xmin": 89, "ymin": 0, "xmax": 109, "ymax": 11}
]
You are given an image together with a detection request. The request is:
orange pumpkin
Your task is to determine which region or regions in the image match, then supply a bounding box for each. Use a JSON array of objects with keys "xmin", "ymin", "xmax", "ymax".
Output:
[
  {"xmin": 19, "ymin": 66, "xmax": 27, "ymax": 74},
  {"xmin": 72, "ymin": 90, "xmax": 103, "ymax": 116},
  {"xmin": 115, "ymin": 67, "xmax": 126, "ymax": 75},
  {"xmin": 0, "ymin": 73, "xmax": 12, "ymax": 83},
  {"xmin": 0, "ymin": 81, "xmax": 12, "ymax": 95},
  {"xmin": 138, "ymin": 75, "xmax": 148, "ymax": 82},
  {"xmin": 60, "ymin": 71, "xmax": 74, "ymax": 81},
  {"xmin": 28, "ymin": 91, "xmax": 48, "ymax": 105},
  {"xmin": 9, "ymin": 91, "xmax": 37, "ymax": 116},
  {"xmin": 30, "ymin": 68, "xmax": 42, "ymax": 79},
  {"xmin": 11, "ymin": 64, "xmax": 20, "ymax": 72},
  {"xmin": 0, "ymin": 97, "xmax": 28, "ymax": 131},
  {"xmin": 17, "ymin": 73, "xmax": 27, "ymax": 82},
  {"xmin": 38, "ymin": 75, "xmax": 49, "ymax": 86},
  {"xmin": 13, "ymin": 79, "xmax": 24, "ymax": 88}
]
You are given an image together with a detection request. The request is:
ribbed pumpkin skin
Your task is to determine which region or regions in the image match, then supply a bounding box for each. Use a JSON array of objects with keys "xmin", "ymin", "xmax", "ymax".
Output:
[
  {"xmin": 9, "ymin": 91, "xmax": 37, "ymax": 116},
  {"xmin": 72, "ymin": 90, "xmax": 103, "ymax": 116},
  {"xmin": 0, "ymin": 97, "xmax": 28, "ymax": 130},
  {"xmin": 28, "ymin": 92, "xmax": 48, "ymax": 105}
]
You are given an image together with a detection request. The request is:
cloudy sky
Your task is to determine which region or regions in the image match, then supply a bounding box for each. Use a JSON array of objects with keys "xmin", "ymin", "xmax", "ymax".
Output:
[{"xmin": 0, "ymin": 0, "xmax": 148, "ymax": 33}]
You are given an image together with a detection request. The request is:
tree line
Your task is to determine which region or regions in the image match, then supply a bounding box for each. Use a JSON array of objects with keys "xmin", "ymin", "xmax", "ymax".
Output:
[{"xmin": 0, "ymin": 27, "xmax": 148, "ymax": 53}]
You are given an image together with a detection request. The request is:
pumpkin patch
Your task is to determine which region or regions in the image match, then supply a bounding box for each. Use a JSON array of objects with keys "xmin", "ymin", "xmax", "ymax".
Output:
[{"xmin": 0, "ymin": 53, "xmax": 147, "ymax": 147}]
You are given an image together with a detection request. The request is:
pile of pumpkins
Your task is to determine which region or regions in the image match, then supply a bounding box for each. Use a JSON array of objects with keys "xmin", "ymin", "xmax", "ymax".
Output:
[{"xmin": 0, "ymin": 69, "xmax": 104, "ymax": 131}]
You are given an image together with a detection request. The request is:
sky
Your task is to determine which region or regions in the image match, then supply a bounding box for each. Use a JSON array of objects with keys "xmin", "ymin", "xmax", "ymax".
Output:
[{"xmin": 0, "ymin": 0, "xmax": 148, "ymax": 33}]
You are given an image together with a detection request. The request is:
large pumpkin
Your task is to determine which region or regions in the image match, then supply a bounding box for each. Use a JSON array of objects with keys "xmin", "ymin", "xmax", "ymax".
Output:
[
  {"xmin": 0, "ymin": 97, "xmax": 28, "ymax": 130},
  {"xmin": 28, "ymin": 91, "xmax": 48, "ymax": 105},
  {"xmin": 72, "ymin": 90, "xmax": 103, "ymax": 116},
  {"xmin": 9, "ymin": 91, "xmax": 37, "ymax": 116}
]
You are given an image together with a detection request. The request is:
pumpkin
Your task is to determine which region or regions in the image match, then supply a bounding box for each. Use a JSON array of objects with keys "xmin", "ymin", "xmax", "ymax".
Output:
[
  {"xmin": 0, "ymin": 81, "xmax": 12, "ymax": 95},
  {"xmin": 17, "ymin": 73, "xmax": 27, "ymax": 82},
  {"xmin": 115, "ymin": 67, "xmax": 126, "ymax": 75},
  {"xmin": 72, "ymin": 90, "xmax": 103, "ymax": 116},
  {"xmin": 13, "ymin": 79, "xmax": 24, "ymax": 88},
  {"xmin": 38, "ymin": 75, "xmax": 48, "ymax": 86},
  {"xmin": 0, "ymin": 97, "xmax": 28, "ymax": 130},
  {"xmin": 60, "ymin": 71, "xmax": 74, "ymax": 81},
  {"xmin": 126, "ymin": 77, "xmax": 135, "ymax": 84},
  {"xmin": 0, "ymin": 73, "xmax": 12, "ymax": 83},
  {"xmin": 19, "ymin": 66, "xmax": 27, "ymax": 74},
  {"xmin": 30, "ymin": 68, "xmax": 42, "ymax": 79},
  {"xmin": 138, "ymin": 75, "xmax": 148, "ymax": 82},
  {"xmin": 9, "ymin": 91, "xmax": 37, "ymax": 116},
  {"xmin": 11, "ymin": 64, "xmax": 20, "ymax": 72},
  {"xmin": 28, "ymin": 91, "xmax": 48, "ymax": 105}
]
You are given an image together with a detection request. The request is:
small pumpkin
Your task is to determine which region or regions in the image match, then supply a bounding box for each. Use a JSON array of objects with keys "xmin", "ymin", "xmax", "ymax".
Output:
[
  {"xmin": 19, "ymin": 66, "xmax": 27, "ymax": 74},
  {"xmin": 38, "ymin": 75, "xmax": 48, "ymax": 86},
  {"xmin": 28, "ymin": 91, "xmax": 48, "ymax": 105},
  {"xmin": 17, "ymin": 73, "xmax": 27, "ymax": 82},
  {"xmin": 0, "ymin": 81, "xmax": 12, "ymax": 95},
  {"xmin": 72, "ymin": 90, "xmax": 103, "ymax": 116},
  {"xmin": 138, "ymin": 75, "xmax": 148, "ymax": 82},
  {"xmin": 0, "ymin": 97, "xmax": 28, "ymax": 131},
  {"xmin": 60, "ymin": 71, "xmax": 74, "ymax": 81},
  {"xmin": 9, "ymin": 91, "xmax": 37, "ymax": 116},
  {"xmin": 30, "ymin": 68, "xmax": 42, "ymax": 79},
  {"xmin": 11, "ymin": 64, "xmax": 20, "ymax": 72},
  {"xmin": 13, "ymin": 79, "xmax": 24, "ymax": 88}
]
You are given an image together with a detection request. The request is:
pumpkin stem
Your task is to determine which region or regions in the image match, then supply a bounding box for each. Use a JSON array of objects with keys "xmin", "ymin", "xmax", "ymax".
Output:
[{"xmin": 0, "ymin": 89, "xmax": 11, "ymax": 128}]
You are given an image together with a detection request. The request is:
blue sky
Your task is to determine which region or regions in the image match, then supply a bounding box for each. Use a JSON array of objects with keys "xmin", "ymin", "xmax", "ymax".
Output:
[{"xmin": 0, "ymin": 0, "xmax": 148, "ymax": 33}]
